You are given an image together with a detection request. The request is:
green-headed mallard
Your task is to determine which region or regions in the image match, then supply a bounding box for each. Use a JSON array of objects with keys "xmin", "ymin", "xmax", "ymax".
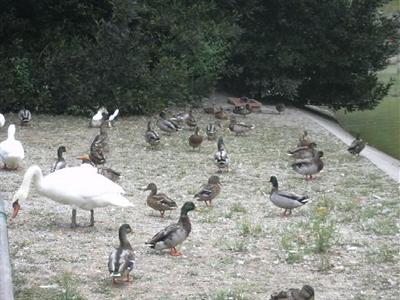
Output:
[
  {"xmin": 348, "ymin": 134, "xmax": 366, "ymax": 155},
  {"xmin": 157, "ymin": 111, "xmax": 180, "ymax": 134},
  {"xmin": 146, "ymin": 201, "xmax": 195, "ymax": 256},
  {"xmin": 194, "ymin": 175, "xmax": 221, "ymax": 207},
  {"xmin": 269, "ymin": 176, "xmax": 309, "ymax": 216},
  {"xmin": 297, "ymin": 130, "xmax": 314, "ymax": 147},
  {"xmin": 50, "ymin": 146, "xmax": 67, "ymax": 173},
  {"xmin": 275, "ymin": 103, "xmax": 286, "ymax": 114},
  {"xmin": 287, "ymin": 142, "xmax": 318, "ymax": 159},
  {"xmin": 214, "ymin": 137, "xmax": 229, "ymax": 172},
  {"xmin": 270, "ymin": 285, "xmax": 314, "ymax": 300},
  {"xmin": 215, "ymin": 107, "xmax": 229, "ymax": 120},
  {"xmin": 229, "ymin": 116, "xmax": 255, "ymax": 135},
  {"xmin": 145, "ymin": 121, "xmax": 161, "ymax": 147},
  {"xmin": 189, "ymin": 127, "xmax": 203, "ymax": 150},
  {"xmin": 144, "ymin": 183, "xmax": 177, "ymax": 217},
  {"xmin": 291, "ymin": 151, "xmax": 324, "ymax": 180},
  {"xmin": 108, "ymin": 224, "xmax": 135, "ymax": 284},
  {"xmin": 18, "ymin": 108, "xmax": 31, "ymax": 126},
  {"xmin": 0, "ymin": 124, "xmax": 24, "ymax": 170}
]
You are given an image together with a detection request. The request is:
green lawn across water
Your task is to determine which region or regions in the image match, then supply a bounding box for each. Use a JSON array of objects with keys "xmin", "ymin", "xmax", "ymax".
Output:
[{"xmin": 336, "ymin": 62, "xmax": 400, "ymax": 159}]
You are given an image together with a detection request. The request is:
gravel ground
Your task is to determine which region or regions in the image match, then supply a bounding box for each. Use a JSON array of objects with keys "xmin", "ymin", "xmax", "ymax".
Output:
[{"xmin": 1, "ymin": 103, "xmax": 399, "ymax": 300}]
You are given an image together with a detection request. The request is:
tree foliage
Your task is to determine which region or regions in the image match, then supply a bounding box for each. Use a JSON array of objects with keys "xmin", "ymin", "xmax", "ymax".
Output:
[
  {"xmin": 0, "ymin": 0, "xmax": 398, "ymax": 114},
  {"xmin": 219, "ymin": 0, "xmax": 400, "ymax": 111}
]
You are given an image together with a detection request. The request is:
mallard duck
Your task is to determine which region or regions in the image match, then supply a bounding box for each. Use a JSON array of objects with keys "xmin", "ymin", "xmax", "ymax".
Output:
[
  {"xmin": 348, "ymin": 134, "xmax": 366, "ymax": 155},
  {"xmin": 0, "ymin": 124, "xmax": 24, "ymax": 170},
  {"xmin": 143, "ymin": 183, "xmax": 177, "ymax": 217},
  {"xmin": 90, "ymin": 107, "xmax": 108, "ymax": 128},
  {"xmin": 0, "ymin": 113, "xmax": 5, "ymax": 128},
  {"xmin": 50, "ymin": 146, "xmax": 67, "ymax": 173},
  {"xmin": 233, "ymin": 104, "xmax": 251, "ymax": 117},
  {"xmin": 157, "ymin": 111, "xmax": 180, "ymax": 134},
  {"xmin": 146, "ymin": 201, "xmax": 195, "ymax": 256},
  {"xmin": 194, "ymin": 175, "xmax": 221, "ymax": 207},
  {"xmin": 287, "ymin": 143, "xmax": 318, "ymax": 159},
  {"xmin": 270, "ymin": 285, "xmax": 314, "ymax": 300},
  {"xmin": 206, "ymin": 122, "xmax": 221, "ymax": 141},
  {"xmin": 276, "ymin": 103, "xmax": 286, "ymax": 114},
  {"xmin": 77, "ymin": 154, "xmax": 121, "ymax": 182},
  {"xmin": 108, "ymin": 224, "xmax": 135, "ymax": 284},
  {"xmin": 214, "ymin": 137, "xmax": 229, "ymax": 172},
  {"xmin": 107, "ymin": 109, "xmax": 119, "ymax": 127},
  {"xmin": 189, "ymin": 127, "xmax": 203, "ymax": 150},
  {"xmin": 228, "ymin": 116, "xmax": 255, "ymax": 135},
  {"xmin": 269, "ymin": 176, "xmax": 309, "ymax": 216},
  {"xmin": 92, "ymin": 123, "xmax": 109, "ymax": 153},
  {"xmin": 11, "ymin": 165, "xmax": 133, "ymax": 227},
  {"xmin": 214, "ymin": 107, "xmax": 229, "ymax": 120},
  {"xmin": 297, "ymin": 130, "xmax": 314, "ymax": 147},
  {"xmin": 185, "ymin": 109, "xmax": 197, "ymax": 128},
  {"xmin": 18, "ymin": 108, "xmax": 31, "ymax": 125},
  {"xmin": 291, "ymin": 151, "xmax": 324, "ymax": 180},
  {"xmin": 145, "ymin": 121, "xmax": 161, "ymax": 147}
]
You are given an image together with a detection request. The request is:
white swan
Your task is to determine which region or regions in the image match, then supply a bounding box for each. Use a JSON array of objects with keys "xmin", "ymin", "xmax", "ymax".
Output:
[
  {"xmin": 12, "ymin": 165, "xmax": 134, "ymax": 227},
  {"xmin": 0, "ymin": 113, "xmax": 5, "ymax": 128},
  {"xmin": 0, "ymin": 124, "xmax": 24, "ymax": 170}
]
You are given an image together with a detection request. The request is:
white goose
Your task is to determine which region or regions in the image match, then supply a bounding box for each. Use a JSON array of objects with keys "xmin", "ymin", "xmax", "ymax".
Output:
[
  {"xmin": 0, "ymin": 124, "xmax": 24, "ymax": 170},
  {"xmin": 90, "ymin": 107, "xmax": 108, "ymax": 128},
  {"xmin": 11, "ymin": 165, "xmax": 134, "ymax": 227}
]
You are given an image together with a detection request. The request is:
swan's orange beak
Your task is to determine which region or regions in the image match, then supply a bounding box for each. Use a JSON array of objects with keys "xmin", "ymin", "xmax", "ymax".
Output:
[{"xmin": 12, "ymin": 200, "xmax": 20, "ymax": 218}]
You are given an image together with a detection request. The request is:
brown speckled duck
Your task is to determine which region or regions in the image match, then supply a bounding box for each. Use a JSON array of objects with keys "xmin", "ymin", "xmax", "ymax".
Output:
[
  {"xmin": 144, "ymin": 183, "xmax": 178, "ymax": 217},
  {"xmin": 229, "ymin": 116, "xmax": 255, "ymax": 135},
  {"xmin": 287, "ymin": 142, "xmax": 318, "ymax": 159},
  {"xmin": 194, "ymin": 175, "xmax": 221, "ymax": 207},
  {"xmin": 214, "ymin": 107, "xmax": 229, "ymax": 120},
  {"xmin": 297, "ymin": 130, "xmax": 314, "ymax": 147},
  {"xmin": 291, "ymin": 151, "xmax": 324, "ymax": 180},
  {"xmin": 189, "ymin": 127, "xmax": 203, "ymax": 150}
]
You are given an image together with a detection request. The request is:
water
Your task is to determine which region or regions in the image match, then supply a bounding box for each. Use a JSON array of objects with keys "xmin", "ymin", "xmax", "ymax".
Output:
[{"xmin": 336, "ymin": 63, "xmax": 400, "ymax": 159}]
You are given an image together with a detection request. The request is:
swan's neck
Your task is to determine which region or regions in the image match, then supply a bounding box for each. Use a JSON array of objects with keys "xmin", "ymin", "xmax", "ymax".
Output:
[
  {"xmin": 19, "ymin": 166, "xmax": 44, "ymax": 195},
  {"xmin": 8, "ymin": 126, "xmax": 16, "ymax": 140}
]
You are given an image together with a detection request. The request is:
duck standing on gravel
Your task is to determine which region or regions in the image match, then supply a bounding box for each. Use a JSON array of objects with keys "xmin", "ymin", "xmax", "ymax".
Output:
[
  {"xmin": 287, "ymin": 142, "xmax": 318, "ymax": 159},
  {"xmin": 270, "ymin": 284, "xmax": 314, "ymax": 300},
  {"xmin": 229, "ymin": 116, "xmax": 255, "ymax": 135},
  {"xmin": 185, "ymin": 109, "xmax": 197, "ymax": 128},
  {"xmin": 77, "ymin": 154, "xmax": 121, "ymax": 182},
  {"xmin": 347, "ymin": 134, "xmax": 366, "ymax": 156},
  {"xmin": 268, "ymin": 176, "xmax": 309, "ymax": 217},
  {"xmin": 108, "ymin": 224, "xmax": 136, "ymax": 284},
  {"xmin": 214, "ymin": 137, "xmax": 229, "ymax": 172},
  {"xmin": 50, "ymin": 146, "xmax": 67, "ymax": 173},
  {"xmin": 206, "ymin": 121, "xmax": 220, "ymax": 141},
  {"xmin": 18, "ymin": 108, "xmax": 31, "ymax": 126},
  {"xmin": 275, "ymin": 103, "xmax": 286, "ymax": 114},
  {"xmin": 297, "ymin": 130, "xmax": 314, "ymax": 147},
  {"xmin": 157, "ymin": 111, "xmax": 180, "ymax": 134},
  {"xmin": 0, "ymin": 124, "xmax": 24, "ymax": 170},
  {"xmin": 291, "ymin": 151, "xmax": 324, "ymax": 180},
  {"xmin": 146, "ymin": 201, "xmax": 196, "ymax": 256},
  {"xmin": 145, "ymin": 120, "xmax": 161, "ymax": 148},
  {"xmin": 194, "ymin": 175, "xmax": 221, "ymax": 207},
  {"xmin": 189, "ymin": 127, "xmax": 203, "ymax": 150},
  {"xmin": 143, "ymin": 183, "xmax": 178, "ymax": 217}
]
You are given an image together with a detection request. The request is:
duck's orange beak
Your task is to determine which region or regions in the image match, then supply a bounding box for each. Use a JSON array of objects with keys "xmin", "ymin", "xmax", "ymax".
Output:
[{"xmin": 12, "ymin": 200, "xmax": 20, "ymax": 218}]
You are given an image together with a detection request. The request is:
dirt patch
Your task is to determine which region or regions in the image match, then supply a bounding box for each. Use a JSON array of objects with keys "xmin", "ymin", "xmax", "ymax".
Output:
[{"xmin": 1, "ymin": 104, "xmax": 399, "ymax": 299}]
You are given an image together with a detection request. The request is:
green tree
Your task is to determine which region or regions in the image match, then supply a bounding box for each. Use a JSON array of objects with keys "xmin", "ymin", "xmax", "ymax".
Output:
[{"xmin": 219, "ymin": 0, "xmax": 400, "ymax": 111}]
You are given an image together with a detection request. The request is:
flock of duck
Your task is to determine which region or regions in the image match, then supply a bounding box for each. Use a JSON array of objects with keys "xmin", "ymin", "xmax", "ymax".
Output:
[{"xmin": 0, "ymin": 102, "xmax": 366, "ymax": 297}]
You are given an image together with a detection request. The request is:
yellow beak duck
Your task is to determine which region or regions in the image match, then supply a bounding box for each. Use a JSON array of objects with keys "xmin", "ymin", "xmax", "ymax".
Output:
[
  {"xmin": 108, "ymin": 224, "xmax": 135, "ymax": 284},
  {"xmin": 143, "ymin": 183, "xmax": 178, "ymax": 217},
  {"xmin": 146, "ymin": 201, "xmax": 195, "ymax": 256},
  {"xmin": 269, "ymin": 176, "xmax": 309, "ymax": 217}
]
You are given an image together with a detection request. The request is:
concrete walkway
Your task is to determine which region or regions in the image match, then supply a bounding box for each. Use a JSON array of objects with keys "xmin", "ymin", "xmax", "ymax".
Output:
[{"xmin": 300, "ymin": 109, "xmax": 400, "ymax": 183}]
